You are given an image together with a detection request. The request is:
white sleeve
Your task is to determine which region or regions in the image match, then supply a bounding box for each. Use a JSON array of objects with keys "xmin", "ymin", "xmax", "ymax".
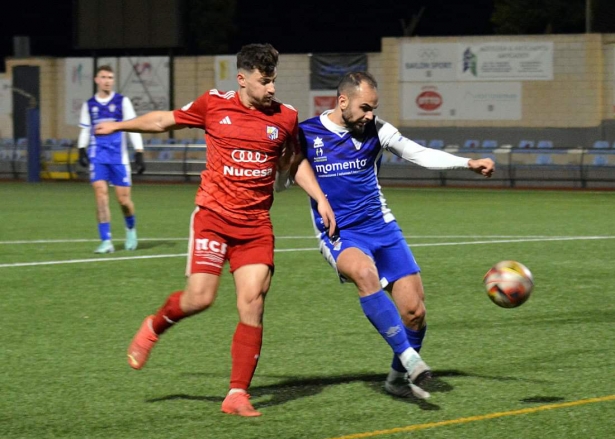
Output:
[
  {"xmin": 122, "ymin": 96, "xmax": 144, "ymax": 151},
  {"xmin": 78, "ymin": 102, "xmax": 90, "ymax": 128},
  {"xmin": 376, "ymin": 118, "xmax": 470, "ymax": 170},
  {"xmin": 78, "ymin": 127, "xmax": 90, "ymax": 149},
  {"xmin": 77, "ymin": 102, "xmax": 90, "ymax": 149}
]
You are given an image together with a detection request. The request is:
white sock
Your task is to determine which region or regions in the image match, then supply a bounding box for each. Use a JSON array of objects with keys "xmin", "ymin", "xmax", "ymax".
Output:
[
  {"xmin": 386, "ymin": 369, "xmax": 406, "ymax": 383},
  {"xmin": 399, "ymin": 347, "xmax": 421, "ymax": 372}
]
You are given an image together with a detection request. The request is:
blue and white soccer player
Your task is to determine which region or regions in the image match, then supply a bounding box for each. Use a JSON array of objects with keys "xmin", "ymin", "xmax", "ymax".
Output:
[
  {"xmin": 78, "ymin": 65, "xmax": 146, "ymax": 254},
  {"xmin": 294, "ymin": 72, "xmax": 494, "ymax": 399}
]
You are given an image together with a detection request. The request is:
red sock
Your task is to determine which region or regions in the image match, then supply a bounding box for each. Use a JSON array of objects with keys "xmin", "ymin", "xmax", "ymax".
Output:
[
  {"xmin": 229, "ymin": 323, "xmax": 263, "ymax": 390},
  {"xmin": 152, "ymin": 291, "xmax": 185, "ymax": 335}
]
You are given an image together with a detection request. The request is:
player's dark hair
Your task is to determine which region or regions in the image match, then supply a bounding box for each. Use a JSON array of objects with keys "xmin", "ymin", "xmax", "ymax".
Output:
[
  {"xmin": 96, "ymin": 65, "xmax": 113, "ymax": 75},
  {"xmin": 337, "ymin": 72, "xmax": 378, "ymax": 97},
  {"xmin": 237, "ymin": 43, "xmax": 279, "ymax": 76}
]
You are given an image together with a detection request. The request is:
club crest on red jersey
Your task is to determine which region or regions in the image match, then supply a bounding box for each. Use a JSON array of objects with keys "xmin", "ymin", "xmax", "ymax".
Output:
[{"xmin": 267, "ymin": 126, "xmax": 279, "ymax": 140}]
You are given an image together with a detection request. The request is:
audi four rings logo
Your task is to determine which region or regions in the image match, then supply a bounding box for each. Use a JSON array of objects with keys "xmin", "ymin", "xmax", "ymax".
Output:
[{"xmin": 231, "ymin": 150, "xmax": 268, "ymax": 163}]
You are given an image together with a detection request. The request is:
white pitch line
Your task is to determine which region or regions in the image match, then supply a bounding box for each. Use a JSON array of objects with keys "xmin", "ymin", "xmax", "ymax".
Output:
[
  {"xmin": 0, "ymin": 235, "xmax": 613, "ymax": 269},
  {"xmin": 0, "ymin": 238, "xmax": 186, "ymax": 245},
  {"xmin": 409, "ymin": 235, "xmax": 615, "ymax": 247},
  {"xmin": 0, "ymin": 235, "xmax": 606, "ymax": 245},
  {"xmin": 0, "ymin": 253, "xmax": 187, "ymax": 268}
]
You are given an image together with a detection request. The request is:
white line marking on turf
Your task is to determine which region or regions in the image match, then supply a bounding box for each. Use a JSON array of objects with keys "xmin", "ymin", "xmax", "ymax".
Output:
[
  {"xmin": 409, "ymin": 235, "xmax": 615, "ymax": 247},
  {"xmin": 0, "ymin": 235, "xmax": 613, "ymax": 269},
  {"xmin": 0, "ymin": 238, "xmax": 185, "ymax": 245},
  {"xmin": 0, "ymin": 254, "xmax": 187, "ymax": 267},
  {"xmin": 0, "ymin": 235, "xmax": 611, "ymax": 245}
]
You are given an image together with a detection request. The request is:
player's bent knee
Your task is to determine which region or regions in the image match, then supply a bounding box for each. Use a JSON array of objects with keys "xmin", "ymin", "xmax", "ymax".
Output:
[
  {"xmin": 238, "ymin": 290, "xmax": 267, "ymax": 307},
  {"xmin": 348, "ymin": 265, "xmax": 380, "ymax": 289},
  {"xmin": 182, "ymin": 289, "xmax": 217, "ymax": 313},
  {"xmin": 187, "ymin": 296, "xmax": 215, "ymax": 313},
  {"xmin": 402, "ymin": 304, "xmax": 426, "ymax": 328}
]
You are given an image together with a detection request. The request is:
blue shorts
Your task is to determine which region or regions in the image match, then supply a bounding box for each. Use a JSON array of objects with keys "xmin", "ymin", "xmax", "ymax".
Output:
[
  {"xmin": 90, "ymin": 163, "xmax": 132, "ymax": 186},
  {"xmin": 318, "ymin": 221, "xmax": 420, "ymax": 288}
]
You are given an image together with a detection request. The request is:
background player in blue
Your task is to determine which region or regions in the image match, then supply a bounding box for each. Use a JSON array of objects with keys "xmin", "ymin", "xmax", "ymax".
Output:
[
  {"xmin": 296, "ymin": 72, "xmax": 495, "ymax": 399},
  {"xmin": 78, "ymin": 65, "xmax": 146, "ymax": 254}
]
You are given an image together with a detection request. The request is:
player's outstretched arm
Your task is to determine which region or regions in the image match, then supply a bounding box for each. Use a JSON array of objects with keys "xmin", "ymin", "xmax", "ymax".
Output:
[
  {"xmin": 378, "ymin": 119, "xmax": 495, "ymax": 176},
  {"xmin": 95, "ymin": 111, "xmax": 183, "ymax": 135},
  {"xmin": 468, "ymin": 158, "xmax": 495, "ymax": 177},
  {"xmin": 293, "ymin": 158, "xmax": 336, "ymax": 237}
]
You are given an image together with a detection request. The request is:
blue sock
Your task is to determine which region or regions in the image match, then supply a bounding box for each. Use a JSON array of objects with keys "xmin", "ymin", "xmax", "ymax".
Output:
[
  {"xmin": 98, "ymin": 222, "xmax": 111, "ymax": 241},
  {"xmin": 359, "ymin": 291, "xmax": 411, "ymax": 356},
  {"xmin": 391, "ymin": 326, "xmax": 427, "ymax": 372},
  {"xmin": 125, "ymin": 215, "xmax": 136, "ymax": 230}
]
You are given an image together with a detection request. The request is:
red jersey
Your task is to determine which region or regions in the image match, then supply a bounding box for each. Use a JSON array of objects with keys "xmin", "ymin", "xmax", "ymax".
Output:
[{"xmin": 173, "ymin": 90, "xmax": 299, "ymax": 222}]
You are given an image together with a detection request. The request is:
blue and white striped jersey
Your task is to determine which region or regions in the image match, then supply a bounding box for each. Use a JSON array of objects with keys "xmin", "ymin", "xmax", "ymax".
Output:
[
  {"xmin": 299, "ymin": 111, "xmax": 469, "ymax": 236},
  {"xmin": 79, "ymin": 92, "xmax": 142, "ymax": 164}
]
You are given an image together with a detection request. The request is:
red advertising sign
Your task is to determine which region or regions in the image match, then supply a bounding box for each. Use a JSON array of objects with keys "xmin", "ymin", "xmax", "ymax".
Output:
[
  {"xmin": 416, "ymin": 90, "xmax": 442, "ymax": 111},
  {"xmin": 313, "ymin": 95, "xmax": 338, "ymax": 116}
]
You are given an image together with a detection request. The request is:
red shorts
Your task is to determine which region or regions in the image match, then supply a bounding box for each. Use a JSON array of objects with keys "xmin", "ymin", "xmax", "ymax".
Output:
[{"xmin": 186, "ymin": 206, "xmax": 274, "ymax": 276}]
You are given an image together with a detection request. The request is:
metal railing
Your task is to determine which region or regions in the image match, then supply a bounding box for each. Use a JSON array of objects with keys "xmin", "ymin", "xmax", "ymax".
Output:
[{"xmin": 1, "ymin": 140, "xmax": 614, "ymax": 188}]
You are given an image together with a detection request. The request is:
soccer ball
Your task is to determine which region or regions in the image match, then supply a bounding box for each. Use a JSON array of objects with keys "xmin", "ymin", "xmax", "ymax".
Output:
[{"xmin": 483, "ymin": 260, "xmax": 534, "ymax": 308}]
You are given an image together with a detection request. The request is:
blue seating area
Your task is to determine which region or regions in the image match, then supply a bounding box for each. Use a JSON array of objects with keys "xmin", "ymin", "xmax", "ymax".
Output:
[
  {"xmin": 1, "ymin": 136, "xmax": 614, "ymax": 184},
  {"xmin": 404, "ymin": 138, "xmax": 615, "ymax": 152},
  {"xmin": 407, "ymin": 138, "xmax": 615, "ymax": 150},
  {"xmin": 518, "ymin": 140, "xmax": 535, "ymax": 148},
  {"xmin": 463, "ymin": 139, "xmax": 480, "ymax": 149},
  {"xmin": 592, "ymin": 140, "xmax": 611, "ymax": 149},
  {"xmin": 7, "ymin": 137, "xmax": 615, "ymax": 150},
  {"xmin": 536, "ymin": 154, "xmax": 553, "ymax": 165}
]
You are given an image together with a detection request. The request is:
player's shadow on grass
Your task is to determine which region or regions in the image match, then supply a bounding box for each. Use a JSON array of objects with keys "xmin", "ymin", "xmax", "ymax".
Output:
[
  {"xmin": 146, "ymin": 369, "xmax": 552, "ymax": 411},
  {"xmin": 520, "ymin": 396, "xmax": 565, "ymax": 404},
  {"xmin": 146, "ymin": 370, "xmax": 467, "ymax": 411}
]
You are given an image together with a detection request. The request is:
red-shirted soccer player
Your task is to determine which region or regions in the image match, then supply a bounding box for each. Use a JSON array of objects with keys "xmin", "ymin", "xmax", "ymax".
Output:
[{"xmin": 95, "ymin": 44, "xmax": 336, "ymax": 417}]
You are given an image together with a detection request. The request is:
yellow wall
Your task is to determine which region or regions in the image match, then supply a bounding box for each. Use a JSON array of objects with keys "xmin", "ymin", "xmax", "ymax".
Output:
[
  {"xmin": 5, "ymin": 57, "xmax": 58, "ymax": 139},
  {"xmin": 0, "ymin": 72, "xmax": 11, "ymax": 138},
  {"xmin": 4, "ymin": 33, "xmax": 615, "ymax": 140},
  {"xmin": 381, "ymin": 34, "xmax": 611, "ymax": 128}
]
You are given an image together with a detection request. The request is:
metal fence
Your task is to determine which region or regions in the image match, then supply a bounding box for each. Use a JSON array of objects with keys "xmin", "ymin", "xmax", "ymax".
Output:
[{"xmin": 1, "ymin": 140, "xmax": 614, "ymax": 189}]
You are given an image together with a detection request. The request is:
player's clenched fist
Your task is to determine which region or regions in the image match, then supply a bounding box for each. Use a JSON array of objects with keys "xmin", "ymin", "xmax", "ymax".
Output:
[{"xmin": 95, "ymin": 122, "xmax": 119, "ymax": 135}]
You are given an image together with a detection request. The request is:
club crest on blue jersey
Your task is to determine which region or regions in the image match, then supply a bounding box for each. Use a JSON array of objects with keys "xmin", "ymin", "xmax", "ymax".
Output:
[
  {"xmin": 267, "ymin": 126, "xmax": 279, "ymax": 140},
  {"xmin": 313, "ymin": 137, "xmax": 324, "ymax": 148}
]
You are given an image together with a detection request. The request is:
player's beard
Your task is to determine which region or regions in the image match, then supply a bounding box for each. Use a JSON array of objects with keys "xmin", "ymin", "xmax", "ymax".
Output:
[
  {"xmin": 244, "ymin": 87, "xmax": 274, "ymax": 110},
  {"xmin": 250, "ymin": 95, "xmax": 273, "ymax": 110},
  {"xmin": 341, "ymin": 107, "xmax": 366, "ymax": 134},
  {"xmin": 260, "ymin": 95, "xmax": 274, "ymax": 107}
]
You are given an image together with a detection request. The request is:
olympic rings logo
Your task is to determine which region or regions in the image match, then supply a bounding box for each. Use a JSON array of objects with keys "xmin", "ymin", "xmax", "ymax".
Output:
[
  {"xmin": 419, "ymin": 48, "xmax": 440, "ymax": 59},
  {"xmin": 231, "ymin": 150, "xmax": 268, "ymax": 163}
]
